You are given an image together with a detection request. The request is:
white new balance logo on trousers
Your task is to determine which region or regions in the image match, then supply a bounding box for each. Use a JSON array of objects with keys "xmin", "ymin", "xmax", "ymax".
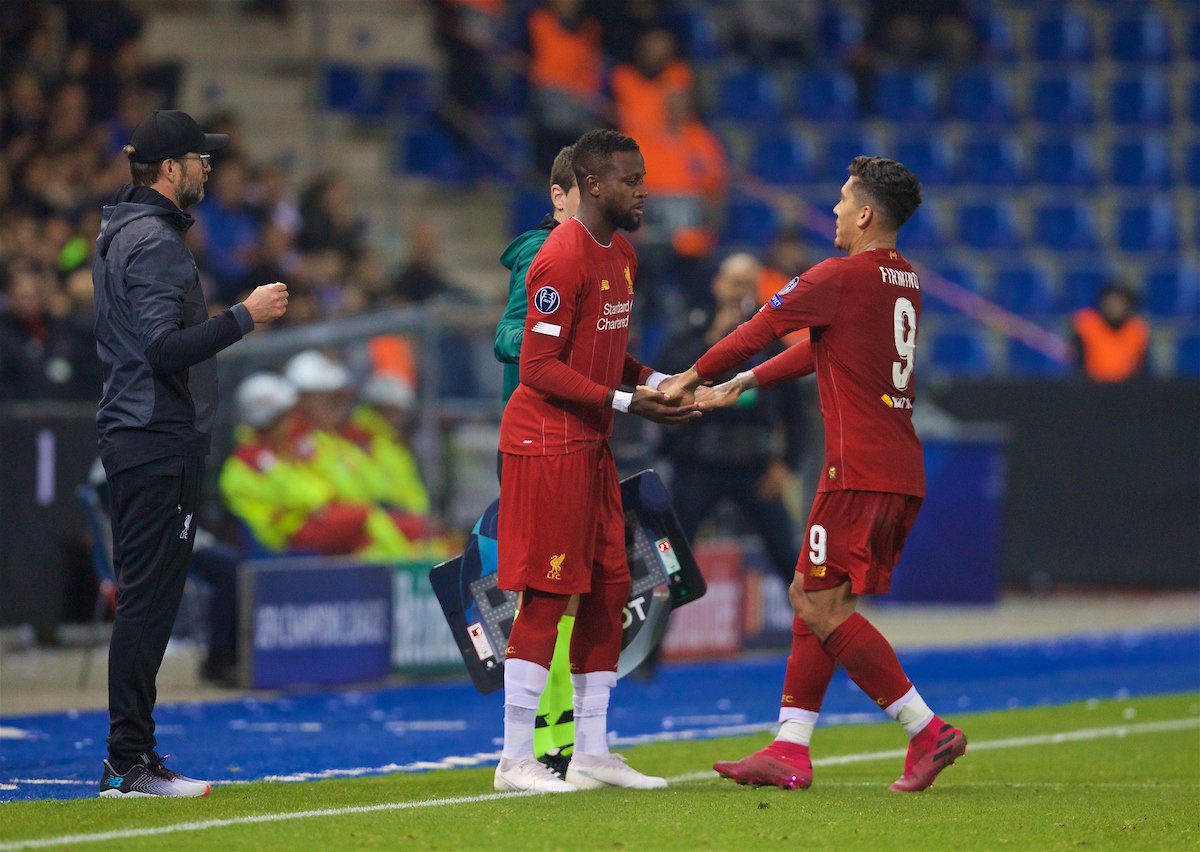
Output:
[{"xmin": 180, "ymin": 513, "xmax": 192, "ymax": 540}]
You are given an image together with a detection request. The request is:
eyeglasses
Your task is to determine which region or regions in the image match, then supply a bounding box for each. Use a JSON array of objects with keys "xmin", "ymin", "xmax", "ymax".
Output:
[{"xmin": 178, "ymin": 154, "xmax": 210, "ymax": 166}]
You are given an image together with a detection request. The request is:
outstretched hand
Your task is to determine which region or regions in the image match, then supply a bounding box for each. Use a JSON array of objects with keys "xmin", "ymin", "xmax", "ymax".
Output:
[
  {"xmin": 628, "ymin": 384, "xmax": 701, "ymax": 424},
  {"xmin": 657, "ymin": 368, "xmax": 704, "ymax": 406},
  {"xmin": 695, "ymin": 370, "xmax": 758, "ymax": 410}
]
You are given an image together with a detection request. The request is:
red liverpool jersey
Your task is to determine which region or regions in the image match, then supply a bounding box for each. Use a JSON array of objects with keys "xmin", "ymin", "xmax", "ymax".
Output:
[
  {"xmin": 500, "ymin": 217, "xmax": 649, "ymax": 455},
  {"xmin": 696, "ymin": 248, "xmax": 925, "ymax": 497}
]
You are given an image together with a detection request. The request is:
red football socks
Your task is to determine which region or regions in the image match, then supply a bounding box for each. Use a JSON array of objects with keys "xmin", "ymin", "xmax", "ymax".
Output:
[
  {"xmin": 822, "ymin": 612, "xmax": 913, "ymax": 711},
  {"xmin": 781, "ymin": 616, "xmax": 837, "ymax": 712}
]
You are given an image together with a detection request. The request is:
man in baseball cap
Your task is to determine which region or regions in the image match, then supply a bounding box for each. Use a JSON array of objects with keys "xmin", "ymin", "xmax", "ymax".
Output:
[{"xmin": 126, "ymin": 109, "xmax": 230, "ymax": 164}]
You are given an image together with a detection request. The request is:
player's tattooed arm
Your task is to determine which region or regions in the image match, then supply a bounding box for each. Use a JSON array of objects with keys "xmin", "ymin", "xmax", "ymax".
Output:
[{"xmin": 695, "ymin": 370, "xmax": 758, "ymax": 410}]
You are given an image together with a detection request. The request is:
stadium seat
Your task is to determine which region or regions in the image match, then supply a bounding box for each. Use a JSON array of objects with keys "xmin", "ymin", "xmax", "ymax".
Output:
[
  {"xmin": 1115, "ymin": 200, "xmax": 1179, "ymax": 253},
  {"xmin": 1109, "ymin": 137, "xmax": 1170, "ymax": 187},
  {"xmin": 957, "ymin": 202, "xmax": 1022, "ymax": 250},
  {"xmin": 949, "ymin": 68, "xmax": 1016, "ymax": 123},
  {"xmin": 1109, "ymin": 11, "xmax": 1171, "ymax": 62},
  {"xmin": 722, "ymin": 195, "xmax": 779, "ymax": 248},
  {"xmin": 1033, "ymin": 203, "xmax": 1099, "ymax": 251},
  {"xmin": 1032, "ymin": 11, "xmax": 1093, "ymax": 62},
  {"xmin": 893, "ymin": 133, "xmax": 954, "ymax": 186},
  {"xmin": 667, "ymin": 7, "xmax": 721, "ymax": 61},
  {"xmin": 1143, "ymin": 265, "xmax": 1200, "ymax": 318},
  {"xmin": 1032, "ymin": 136, "xmax": 1097, "ymax": 186},
  {"xmin": 325, "ymin": 63, "xmax": 380, "ymax": 116},
  {"xmin": 1190, "ymin": 19, "xmax": 1200, "ymax": 62},
  {"xmin": 993, "ymin": 263, "xmax": 1056, "ymax": 315},
  {"xmin": 922, "ymin": 265, "xmax": 981, "ymax": 314},
  {"xmin": 973, "ymin": 11, "xmax": 1017, "ymax": 61},
  {"xmin": 929, "ymin": 329, "xmax": 990, "ymax": 377},
  {"xmin": 821, "ymin": 128, "xmax": 886, "ymax": 179},
  {"xmin": 718, "ymin": 69, "xmax": 785, "ymax": 122},
  {"xmin": 1007, "ymin": 338, "xmax": 1070, "ymax": 377},
  {"xmin": 482, "ymin": 70, "xmax": 529, "ymax": 118},
  {"xmin": 1175, "ymin": 334, "xmax": 1200, "ymax": 377},
  {"xmin": 818, "ymin": 11, "xmax": 864, "ymax": 57},
  {"xmin": 899, "ymin": 202, "xmax": 943, "ymax": 250},
  {"xmin": 1190, "ymin": 79, "xmax": 1200, "ymax": 124},
  {"xmin": 379, "ymin": 65, "xmax": 434, "ymax": 117},
  {"xmin": 1060, "ymin": 267, "xmax": 1114, "ymax": 313},
  {"xmin": 510, "ymin": 188, "xmax": 548, "ymax": 237},
  {"xmin": 751, "ymin": 128, "xmax": 814, "ymax": 185},
  {"xmin": 399, "ymin": 124, "xmax": 467, "ymax": 181},
  {"xmin": 874, "ymin": 70, "xmax": 939, "ymax": 122},
  {"xmin": 1031, "ymin": 72, "xmax": 1093, "ymax": 124},
  {"xmin": 958, "ymin": 134, "xmax": 1024, "ymax": 186},
  {"xmin": 795, "ymin": 68, "xmax": 859, "ymax": 122},
  {"xmin": 1109, "ymin": 72, "xmax": 1171, "ymax": 126}
]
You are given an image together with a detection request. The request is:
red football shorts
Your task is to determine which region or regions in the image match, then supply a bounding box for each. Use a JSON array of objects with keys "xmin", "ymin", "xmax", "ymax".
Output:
[
  {"xmin": 497, "ymin": 442, "xmax": 629, "ymax": 595},
  {"xmin": 799, "ymin": 490, "xmax": 923, "ymax": 596}
]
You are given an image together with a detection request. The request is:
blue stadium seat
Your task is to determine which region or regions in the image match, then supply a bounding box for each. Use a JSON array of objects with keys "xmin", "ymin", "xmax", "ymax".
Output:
[
  {"xmin": 723, "ymin": 195, "xmax": 779, "ymax": 247},
  {"xmin": 821, "ymin": 129, "xmax": 886, "ymax": 179},
  {"xmin": 482, "ymin": 70, "xmax": 529, "ymax": 118},
  {"xmin": 1143, "ymin": 265, "xmax": 1200, "ymax": 318},
  {"xmin": 1031, "ymin": 72, "xmax": 1093, "ymax": 124},
  {"xmin": 1190, "ymin": 19, "xmax": 1200, "ymax": 62},
  {"xmin": 1032, "ymin": 11, "xmax": 1093, "ymax": 62},
  {"xmin": 1190, "ymin": 80, "xmax": 1200, "ymax": 124},
  {"xmin": 1033, "ymin": 203, "xmax": 1099, "ymax": 251},
  {"xmin": 1109, "ymin": 11, "xmax": 1171, "ymax": 62},
  {"xmin": 751, "ymin": 129, "xmax": 814, "ymax": 185},
  {"xmin": 325, "ymin": 63, "xmax": 379, "ymax": 116},
  {"xmin": 379, "ymin": 65, "xmax": 434, "ymax": 117},
  {"xmin": 1109, "ymin": 72, "xmax": 1171, "ymax": 126},
  {"xmin": 899, "ymin": 202, "xmax": 943, "ymax": 251},
  {"xmin": 1115, "ymin": 200, "xmax": 1179, "ymax": 253},
  {"xmin": 949, "ymin": 68, "xmax": 1015, "ymax": 123},
  {"xmin": 1032, "ymin": 135, "xmax": 1097, "ymax": 186},
  {"xmin": 718, "ymin": 69, "xmax": 785, "ymax": 122},
  {"xmin": 957, "ymin": 202, "xmax": 1022, "ymax": 250},
  {"xmin": 510, "ymin": 188, "xmax": 548, "ymax": 237},
  {"xmin": 667, "ymin": 7, "xmax": 721, "ymax": 61},
  {"xmin": 1008, "ymin": 339, "xmax": 1070, "ymax": 377},
  {"xmin": 893, "ymin": 133, "xmax": 954, "ymax": 186},
  {"xmin": 1189, "ymin": 144, "xmax": 1200, "ymax": 188},
  {"xmin": 958, "ymin": 134, "xmax": 1024, "ymax": 185},
  {"xmin": 923, "ymin": 265, "xmax": 981, "ymax": 314},
  {"xmin": 993, "ymin": 263, "xmax": 1056, "ymax": 315},
  {"xmin": 399, "ymin": 125, "xmax": 468, "ymax": 181},
  {"xmin": 874, "ymin": 70, "xmax": 939, "ymax": 122},
  {"xmin": 929, "ymin": 329, "xmax": 990, "ymax": 377},
  {"xmin": 1060, "ymin": 267, "xmax": 1113, "ymax": 312},
  {"xmin": 1176, "ymin": 334, "xmax": 1200, "ymax": 377},
  {"xmin": 1109, "ymin": 137, "xmax": 1170, "ymax": 187},
  {"xmin": 795, "ymin": 68, "xmax": 859, "ymax": 122},
  {"xmin": 819, "ymin": 11, "xmax": 864, "ymax": 57},
  {"xmin": 973, "ymin": 11, "xmax": 1017, "ymax": 61}
]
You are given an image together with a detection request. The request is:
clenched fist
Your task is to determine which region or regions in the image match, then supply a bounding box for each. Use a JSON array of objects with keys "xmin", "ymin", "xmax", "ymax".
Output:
[{"xmin": 242, "ymin": 282, "xmax": 289, "ymax": 325}]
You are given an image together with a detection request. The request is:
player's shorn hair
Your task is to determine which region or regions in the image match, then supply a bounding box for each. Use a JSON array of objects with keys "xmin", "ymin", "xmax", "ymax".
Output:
[
  {"xmin": 550, "ymin": 144, "xmax": 577, "ymax": 192},
  {"xmin": 572, "ymin": 129, "xmax": 640, "ymax": 186},
  {"xmin": 848, "ymin": 156, "xmax": 922, "ymax": 230}
]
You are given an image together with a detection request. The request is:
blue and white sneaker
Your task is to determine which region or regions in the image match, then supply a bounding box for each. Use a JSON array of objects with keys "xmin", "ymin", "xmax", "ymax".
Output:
[{"xmin": 99, "ymin": 753, "xmax": 211, "ymax": 798}]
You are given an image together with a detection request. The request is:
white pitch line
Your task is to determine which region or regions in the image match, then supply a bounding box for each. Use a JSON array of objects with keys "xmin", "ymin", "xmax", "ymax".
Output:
[{"xmin": 1, "ymin": 717, "xmax": 1196, "ymax": 852}]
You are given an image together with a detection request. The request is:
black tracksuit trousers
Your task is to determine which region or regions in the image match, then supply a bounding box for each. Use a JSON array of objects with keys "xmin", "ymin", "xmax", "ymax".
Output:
[{"xmin": 106, "ymin": 455, "xmax": 204, "ymax": 771}]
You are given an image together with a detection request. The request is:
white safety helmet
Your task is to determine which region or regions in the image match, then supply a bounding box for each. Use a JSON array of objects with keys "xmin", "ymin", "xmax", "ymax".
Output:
[
  {"xmin": 284, "ymin": 349, "xmax": 350, "ymax": 392},
  {"xmin": 361, "ymin": 373, "xmax": 415, "ymax": 409},
  {"xmin": 236, "ymin": 373, "xmax": 298, "ymax": 428}
]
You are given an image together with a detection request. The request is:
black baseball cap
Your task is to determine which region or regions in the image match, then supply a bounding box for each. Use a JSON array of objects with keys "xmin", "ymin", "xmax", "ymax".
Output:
[{"xmin": 127, "ymin": 110, "xmax": 230, "ymax": 164}]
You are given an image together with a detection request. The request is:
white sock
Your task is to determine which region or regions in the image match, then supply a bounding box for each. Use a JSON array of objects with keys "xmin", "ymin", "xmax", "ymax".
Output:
[
  {"xmin": 775, "ymin": 709, "xmax": 819, "ymax": 746},
  {"xmin": 501, "ymin": 659, "xmax": 549, "ymax": 761},
  {"xmin": 571, "ymin": 671, "xmax": 616, "ymax": 756},
  {"xmin": 885, "ymin": 686, "xmax": 935, "ymax": 739}
]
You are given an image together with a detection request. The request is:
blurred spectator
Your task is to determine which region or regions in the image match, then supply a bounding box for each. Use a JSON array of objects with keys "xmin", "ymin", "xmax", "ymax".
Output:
[
  {"xmin": 609, "ymin": 27, "xmax": 693, "ymax": 140},
  {"xmin": 242, "ymin": 222, "xmax": 299, "ymax": 297},
  {"xmin": 524, "ymin": 0, "xmax": 606, "ymax": 173},
  {"xmin": 391, "ymin": 223, "xmax": 459, "ymax": 304},
  {"xmin": 431, "ymin": 0, "xmax": 504, "ymax": 115},
  {"xmin": 863, "ymin": 0, "xmax": 975, "ymax": 65},
  {"xmin": 193, "ymin": 155, "xmax": 261, "ymax": 304},
  {"xmin": 1072, "ymin": 283, "xmax": 1149, "ymax": 383},
  {"xmin": 246, "ymin": 161, "xmax": 302, "ymax": 237},
  {"xmin": 297, "ymin": 171, "xmax": 364, "ymax": 260},
  {"xmin": 756, "ymin": 229, "xmax": 811, "ymax": 347},
  {"xmin": 654, "ymin": 252, "xmax": 806, "ymax": 587},
  {"xmin": 731, "ymin": 0, "xmax": 821, "ymax": 64},
  {"xmin": 201, "ymin": 110, "xmax": 246, "ymax": 169},
  {"xmin": 586, "ymin": 0, "xmax": 675, "ymax": 64},
  {"xmin": 0, "ymin": 258, "xmax": 100, "ymax": 400}
]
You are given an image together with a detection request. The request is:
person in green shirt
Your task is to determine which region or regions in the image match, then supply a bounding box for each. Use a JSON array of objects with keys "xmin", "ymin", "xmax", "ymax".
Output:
[{"xmin": 494, "ymin": 144, "xmax": 580, "ymax": 778}]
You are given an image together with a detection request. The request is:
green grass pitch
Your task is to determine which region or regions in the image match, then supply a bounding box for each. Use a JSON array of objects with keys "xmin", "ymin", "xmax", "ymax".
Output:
[{"xmin": 2, "ymin": 693, "xmax": 1197, "ymax": 851}]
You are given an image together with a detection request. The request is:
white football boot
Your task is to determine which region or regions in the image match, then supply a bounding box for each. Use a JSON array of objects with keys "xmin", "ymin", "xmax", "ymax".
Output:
[
  {"xmin": 494, "ymin": 756, "xmax": 578, "ymax": 793},
  {"xmin": 565, "ymin": 752, "xmax": 667, "ymax": 790}
]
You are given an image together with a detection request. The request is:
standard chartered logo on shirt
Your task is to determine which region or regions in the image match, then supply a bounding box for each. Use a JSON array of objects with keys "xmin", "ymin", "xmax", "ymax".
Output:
[{"xmin": 598, "ymin": 299, "xmax": 632, "ymax": 331}]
